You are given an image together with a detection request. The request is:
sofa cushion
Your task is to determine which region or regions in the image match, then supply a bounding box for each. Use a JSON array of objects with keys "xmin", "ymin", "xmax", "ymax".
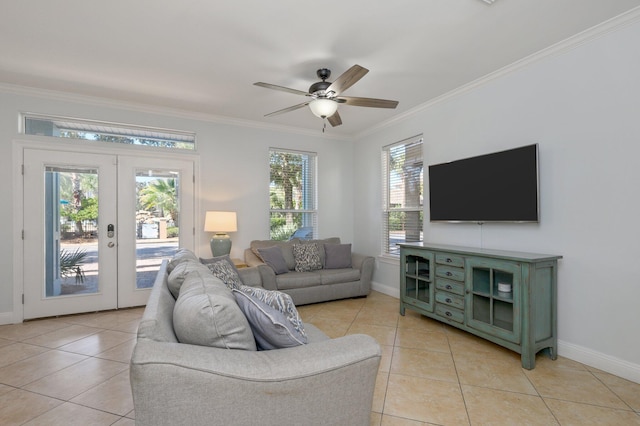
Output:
[
  {"xmin": 306, "ymin": 237, "xmax": 340, "ymax": 265},
  {"xmin": 324, "ymin": 243, "xmax": 352, "ymax": 269},
  {"xmin": 233, "ymin": 288, "xmax": 307, "ymax": 350},
  {"xmin": 200, "ymin": 255, "xmax": 243, "ymax": 290},
  {"xmin": 173, "ymin": 270, "xmax": 256, "ymax": 350},
  {"xmin": 256, "ymin": 246, "xmax": 289, "ymax": 275},
  {"xmin": 320, "ymin": 268, "xmax": 362, "ymax": 285},
  {"xmin": 293, "ymin": 243, "xmax": 323, "ymax": 272},
  {"xmin": 167, "ymin": 259, "xmax": 212, "ymax": 299},
  {"xmin": 275, "ymin": 271, "xmax": 322, "ymax": 290},
  {"xmin": 250, "ymin": 239, "xmax": 298, "ymax": 270},
  {"xmin": 167, "ymin": 248, "xmax": 199, "ymax": 273}
]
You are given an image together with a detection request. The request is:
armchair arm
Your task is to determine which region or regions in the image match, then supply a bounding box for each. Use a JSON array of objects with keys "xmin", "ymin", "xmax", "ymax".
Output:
[{"xmin": 131, "ymin": 334, "xmax": 381, "ymax": 426}]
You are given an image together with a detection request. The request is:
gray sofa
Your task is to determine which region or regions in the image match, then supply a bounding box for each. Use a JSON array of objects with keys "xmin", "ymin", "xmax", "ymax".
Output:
[
  {"xmin": 244, "ymin": 237, "xmax": 374, "ymax": 305},
  {"xmin": 130, "ymin": 257, "xmax": 381, "ymax": 426}
]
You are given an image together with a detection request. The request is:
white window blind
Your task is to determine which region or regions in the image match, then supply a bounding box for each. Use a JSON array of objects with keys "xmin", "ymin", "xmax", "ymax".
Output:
[
  {"xmin": 269, "ymin": 148, "xmax": 317, "ymax": 241},
  {"xmin": 23, "ymin": 114, "xmax": 196, "ymax": 150},
  {"xmin": 382, "ymin": 135, "xmax": 424, "ymax": 255}
]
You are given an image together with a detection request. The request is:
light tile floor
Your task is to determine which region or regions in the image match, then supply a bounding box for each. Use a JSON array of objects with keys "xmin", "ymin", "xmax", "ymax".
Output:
[{"xmin": 0, "ymin": 291, "xmax": 638, "ymax": 425}]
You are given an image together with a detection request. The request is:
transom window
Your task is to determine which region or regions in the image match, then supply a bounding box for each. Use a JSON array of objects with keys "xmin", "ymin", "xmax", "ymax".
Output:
[
  {"xmin": 22, "ymin": 114, "xmax": 195, "ymax": 150},
  {"xmin": 269, "ymin": 148, "xmax": 317, "ymax": 241},
  {"xmin": 382, "ymin": 135, "xmax": 424, "ymax": 256}
]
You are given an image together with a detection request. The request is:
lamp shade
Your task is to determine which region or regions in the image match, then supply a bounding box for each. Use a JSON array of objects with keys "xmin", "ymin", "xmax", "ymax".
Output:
[
  {"xmin": 204, "ymin": 211, "xmax": 237, "ymax": 233},
  {"xmin": 309, "ymin": 98, "xmax": 338, "ymax": 118}
]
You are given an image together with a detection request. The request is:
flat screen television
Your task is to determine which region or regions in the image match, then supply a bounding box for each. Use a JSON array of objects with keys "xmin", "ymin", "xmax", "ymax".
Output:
[{"xmin": 428, "ymin": 144, "xmax": 539, "ymax": 223}]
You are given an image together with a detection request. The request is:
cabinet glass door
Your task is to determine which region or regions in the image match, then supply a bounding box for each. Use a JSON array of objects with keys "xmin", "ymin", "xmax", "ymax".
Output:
[
  {"xmin": 401, "ymin": 250, "xmax": 435, "ymax": 312},
  {"xmin": 466, "ymin": 259, "xmax": 521, "ymax": 343}
]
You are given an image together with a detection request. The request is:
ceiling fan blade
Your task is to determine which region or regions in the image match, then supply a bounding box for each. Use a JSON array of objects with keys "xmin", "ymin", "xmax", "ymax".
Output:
[
  {"xmin": 326, "ymin": 65, "xmax": 368, "ymax": 96},
  {"xmin": 338, "ymin": 96, "xmax": 399, "ymax": 109},
  {"xmin": 328, "ymin": 111, "xmax": 342, "ymax": 127},
  {"xmin": 264, "ymin": 101, "xmax": 309, "ymax": 117},
  {"xmin": 254, "ymin": 82, "xmax": 309, "ymax": 96}
]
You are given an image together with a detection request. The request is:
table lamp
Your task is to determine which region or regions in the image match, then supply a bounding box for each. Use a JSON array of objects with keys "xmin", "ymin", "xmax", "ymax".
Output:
[{"xmin": 204, "ymin": 211, "xmax": 237, "ymax": 257}]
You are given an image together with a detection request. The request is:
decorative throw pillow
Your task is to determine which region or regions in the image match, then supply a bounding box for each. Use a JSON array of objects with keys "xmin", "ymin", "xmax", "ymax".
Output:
[
  {"xmin": 233, "ymin": 289, "xmax": 306, "ymax": 350},
  {"xmin": 200, "ymin": 255, "xmax": 243, "ymax": 290},
  {"xmin": 173, "ymin": 270, "xmax": 256, "ymax": 350},
  {"xmin": 238, "ymin": 285, "xmax": 306, "ymax": 339},
  {"xmin": 256, "ymin": 246, "xmax": 289, "ymax": 275},
  {"xmin": 293, "ymin": 243, "xmax": 323, "ymax": 272},
  {"xmin": 323, "ymin": 243, "xmax": 352, "ymax": 269}
]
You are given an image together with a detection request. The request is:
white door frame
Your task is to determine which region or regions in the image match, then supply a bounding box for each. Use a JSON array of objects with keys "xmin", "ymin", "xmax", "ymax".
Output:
[
  {"xmin": 12, "ymin": 138, "xmax": 200, "ymax": 322},
  {"xmin": 23, "ymin": 149, "xmax": 119, "ymax": 319}
]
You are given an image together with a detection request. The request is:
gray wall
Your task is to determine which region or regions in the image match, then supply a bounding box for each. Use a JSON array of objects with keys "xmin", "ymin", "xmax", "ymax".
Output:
[{"xmin": 353, "ymin": 18, "xmax": 640, "ymax": 381}]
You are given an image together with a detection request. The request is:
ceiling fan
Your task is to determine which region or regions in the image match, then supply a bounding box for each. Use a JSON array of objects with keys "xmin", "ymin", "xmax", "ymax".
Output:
[{"xmin": 254, "ymin": 65, "xmax": 398, "ymax": 128}]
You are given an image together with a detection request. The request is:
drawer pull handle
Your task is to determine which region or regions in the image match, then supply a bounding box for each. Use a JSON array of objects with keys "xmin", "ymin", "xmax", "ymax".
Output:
[
  {"xmin": 446, "ymin": 258, "xmax": 452, "ymax": 263},
  {"xmin": 445, "ymin": 311, "xmax": 452, "ymax": 317},
  {"xmin": 446, "ymin": 272, "xmax": 452, "ymax": 276},
  {"xmin": 445, "ymin": 285, "xmax": 452, "ymax": 290},
  {"xmin": 446, "ymin": 298, "xmax": 452, "ymax": 303}
]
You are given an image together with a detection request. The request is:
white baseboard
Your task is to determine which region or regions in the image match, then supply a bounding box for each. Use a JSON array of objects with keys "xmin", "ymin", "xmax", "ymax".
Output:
[
  {"xmin": 558, "ymin": 340, "xmax": 640, "ymax": 384},
  {"xmin": 371, "ymin": 281, "xmax": 399, "ymax": 299},
  {"xmin": 0, "ymin": 311, "xmax": 15, "ymax": 325},
  {"xmin": 369, "ymin": 283, "xmax": 640, "ymax": 384}
]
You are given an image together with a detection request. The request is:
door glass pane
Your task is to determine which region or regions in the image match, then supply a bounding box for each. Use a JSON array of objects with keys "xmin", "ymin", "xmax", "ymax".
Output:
[
  {"xmin": 45, "ymin": 166, "xmax": 99, "ymax": 297},
  {"xmin": 135, "ymin": 169, "xmax": 180, "ymax": 289}
]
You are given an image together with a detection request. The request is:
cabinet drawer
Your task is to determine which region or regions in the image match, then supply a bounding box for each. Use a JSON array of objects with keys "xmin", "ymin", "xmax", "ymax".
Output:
[
  {"xmin": 436, "ymin": 265, "xmax": 465, "ymax": 282},
  {"xmin": 435, "ymin": 253, "xmax": 464, "ymax": 268},
  {"xmin": 435, "ymin": 292, "xmax": 464, "ymax": 310},
  {"xmin": 435, "ymin": 278, "xmax": 464, "ymax": 296},
  {"xmin": 435, "ymin": 304, "xmax": 464, "ymax": 324}
]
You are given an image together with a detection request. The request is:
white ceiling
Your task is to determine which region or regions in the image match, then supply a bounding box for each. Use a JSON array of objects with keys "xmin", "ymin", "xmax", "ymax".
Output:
[{"xmin": 1, "ymin": 0, "xmax": 639, "ymax": 136}]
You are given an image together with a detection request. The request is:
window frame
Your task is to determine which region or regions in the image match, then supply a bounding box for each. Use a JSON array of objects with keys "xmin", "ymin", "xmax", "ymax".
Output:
[
  {"xmin": 22, "ymin": 113, "xmax": 196, "ymax": 151},
  {"xmin": 268, "ymin": 148, "xmax": 318, "ymax": 241},
  {"xmin": 382, "ymin": 135, "xmax": 424, "ymax": 256}
]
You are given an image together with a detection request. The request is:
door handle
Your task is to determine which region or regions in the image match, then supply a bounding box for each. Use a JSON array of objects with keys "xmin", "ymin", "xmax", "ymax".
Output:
[{"xmin": 108, "ymin": 242, "xmax": 115, "ymax": 248}]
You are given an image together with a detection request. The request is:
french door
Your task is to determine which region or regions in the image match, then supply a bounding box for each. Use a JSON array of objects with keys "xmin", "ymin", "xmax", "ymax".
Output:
[{"xmin": 22, "ymin": 148, "xmax": 195, "ymax": 319}]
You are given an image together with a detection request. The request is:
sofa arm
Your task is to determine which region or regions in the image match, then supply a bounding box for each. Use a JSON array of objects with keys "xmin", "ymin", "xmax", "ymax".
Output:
[
  {"xmin": 352, "ymin": 252, "xmax": 374, "ymax": 279},
  {"xmin": 244, "ymin": 248, "xmax": 264, "ymax": 267},
  {"xmin": 237, "ymin": 266, "xmax": 262, "ymax": 287},
  {"xmin": 131, "ymin": 334, "xmax": 381, "ymax": 426},
  {"xmin": 255, "ymin": 264, "xmax": 278, "ymax": 290}
]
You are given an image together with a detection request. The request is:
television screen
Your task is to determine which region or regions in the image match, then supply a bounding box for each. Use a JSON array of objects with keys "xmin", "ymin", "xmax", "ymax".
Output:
[{"xmin": 428, "ymin": 144, "xmax": 539, "ymax": 222}]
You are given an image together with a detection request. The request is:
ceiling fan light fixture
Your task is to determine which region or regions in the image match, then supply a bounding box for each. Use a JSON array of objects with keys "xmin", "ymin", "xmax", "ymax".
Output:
[{"xmin": 309, "ymin": 98, "xmax": 339, "ymax": 118}]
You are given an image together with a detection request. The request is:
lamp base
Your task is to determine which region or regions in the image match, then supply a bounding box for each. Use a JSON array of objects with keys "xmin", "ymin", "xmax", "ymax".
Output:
[{"xmin": 210, "ymin": 233, "xmax": 232, "ymax": 257}]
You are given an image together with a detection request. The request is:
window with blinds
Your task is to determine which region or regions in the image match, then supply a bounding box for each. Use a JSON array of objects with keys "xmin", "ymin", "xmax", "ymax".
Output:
[
  {"xmin": 23, "ymin": 114, "xmax": 196, "ymax": 150},
  {"xmin": 382, "ymin": 135, "xmax": 424, "ymax": 256},
  {"xmin": 269, "ymin": 148, "xmax": 317, "ymax": 241}
]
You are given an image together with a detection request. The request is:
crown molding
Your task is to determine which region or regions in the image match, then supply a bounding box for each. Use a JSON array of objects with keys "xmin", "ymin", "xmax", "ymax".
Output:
[
  {"xmin": 356, "ymin": 6, "xmax": 640, "ymax": 139},
  {"xmin": 0, "ymin": 82, "xmax": 351, "ymax": 142}
]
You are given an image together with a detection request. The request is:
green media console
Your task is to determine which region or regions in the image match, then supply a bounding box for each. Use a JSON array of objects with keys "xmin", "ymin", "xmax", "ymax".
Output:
[{"xmin": 399, "ymin": 242, "xmax": 562, "ymax": 369}]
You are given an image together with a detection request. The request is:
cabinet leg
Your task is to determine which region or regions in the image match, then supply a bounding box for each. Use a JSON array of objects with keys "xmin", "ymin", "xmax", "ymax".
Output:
[
  {"xmin": 521, "ymin": 352, "xmax": 535, "ymax": 370},
  {"xmin": 399, "ymin": 304, "xmax": 405, "ymax": 316},
  {"xmin": 544, "ymin": 346, "xmax": 557, "ymax": 361}
]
